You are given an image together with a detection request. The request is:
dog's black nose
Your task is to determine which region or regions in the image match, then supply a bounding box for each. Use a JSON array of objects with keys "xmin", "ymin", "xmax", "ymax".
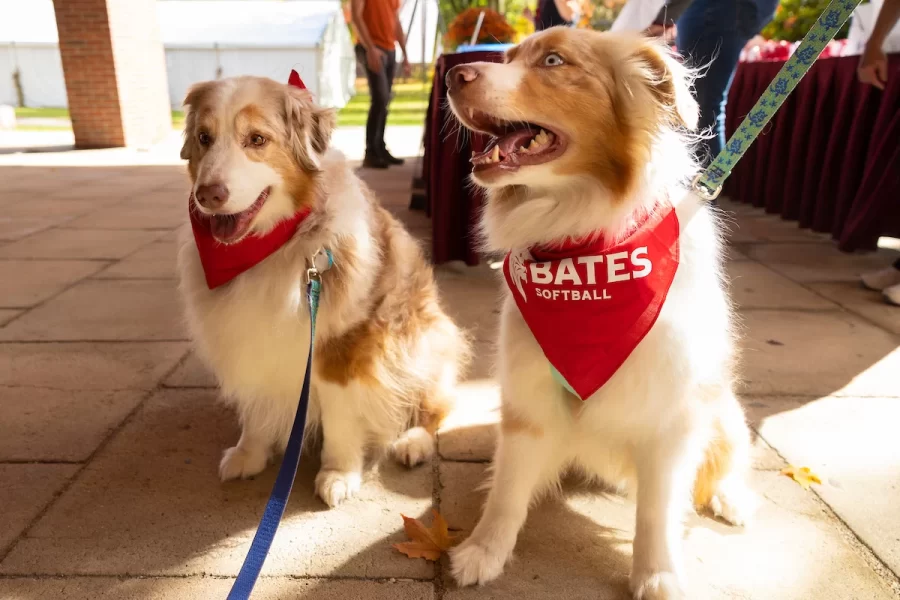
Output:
[
  {"xmin": 195, "ymin": 183, "xmax": 230, "ymax": 210},
  {"xmin": 446, "ymin": 65, "xmax": 479, "ymax": 92}
]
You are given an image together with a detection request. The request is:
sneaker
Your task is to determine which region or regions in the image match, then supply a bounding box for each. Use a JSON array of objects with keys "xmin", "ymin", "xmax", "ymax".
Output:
[
  {"xmin": 381, "ymin": 149, "xmax": 405, "ymax": 166},
  {"xmin": 861, "ymin": 266, "xmax": 900, "ymax": 291},
  {"xmin": 884, "ymin": 283, "xmax": 900, "ymax": 306},
  {"xmin": 362, "ymin": 153, "xmax": 389, "ymax": 169}
]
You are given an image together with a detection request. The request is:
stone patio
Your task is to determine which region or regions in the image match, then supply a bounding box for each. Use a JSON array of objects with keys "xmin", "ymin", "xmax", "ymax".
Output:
[{"xmin": 1, "ymin": 132, "xmax": 899, "ymax": 600}]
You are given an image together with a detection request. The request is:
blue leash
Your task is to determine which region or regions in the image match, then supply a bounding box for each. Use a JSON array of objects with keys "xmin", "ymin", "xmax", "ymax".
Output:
[{"xmin": 227, "ymin": 249, "xmax": 331, "ymax": 600}]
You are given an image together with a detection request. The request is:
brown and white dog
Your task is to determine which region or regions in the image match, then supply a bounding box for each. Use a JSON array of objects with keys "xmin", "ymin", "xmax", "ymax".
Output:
[
  {"xmin": 446, "ymin": 29, "xmax": 755, "ymax": 599},
  {"xmin": 176, "ymin": 76, "xmax": 470, "ymax": 507}
]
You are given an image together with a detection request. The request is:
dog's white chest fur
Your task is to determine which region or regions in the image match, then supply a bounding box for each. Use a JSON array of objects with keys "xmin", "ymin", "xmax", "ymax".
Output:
[{"xmin": 178, "ymin": 235, "xmax": 312, "ymax": 404}]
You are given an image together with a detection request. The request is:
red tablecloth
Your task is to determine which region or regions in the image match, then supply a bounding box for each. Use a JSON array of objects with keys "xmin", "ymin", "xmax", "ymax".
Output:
[
  {"xmin": 724, "ymin": 54, "xmax": 900, "ymax": 252},
  {"xmin": 424, "ymin": 51, "xmax": 503, "ymax": 265}
]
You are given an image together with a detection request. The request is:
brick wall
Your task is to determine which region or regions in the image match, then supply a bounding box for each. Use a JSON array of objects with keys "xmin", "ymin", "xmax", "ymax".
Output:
[{"xmin": 53, "ymin": 0, "xmax": 171, "ymax": 149}]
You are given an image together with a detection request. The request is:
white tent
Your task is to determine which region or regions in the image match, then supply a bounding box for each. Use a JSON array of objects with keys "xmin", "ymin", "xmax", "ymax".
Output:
[
  {"xmin": 0, "ymin": 0, "xmax": 356, "ymax": 109},
  {"xmin": 0, "ymin": 0, "xmax": 66, "ymax": 107}
]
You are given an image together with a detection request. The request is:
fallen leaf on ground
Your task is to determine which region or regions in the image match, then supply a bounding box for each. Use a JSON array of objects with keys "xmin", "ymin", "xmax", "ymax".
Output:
[
  {"xmin": 781, "ymin": 465, "xmax": 822, "ymax": 490},
  {"xmin": 392, "ymin": 510, "xmax": 457, "ymax": 561}
]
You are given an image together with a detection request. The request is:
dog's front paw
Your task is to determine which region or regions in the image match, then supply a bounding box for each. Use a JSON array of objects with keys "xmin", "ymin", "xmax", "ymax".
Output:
[
  {"xmin": 219, "ymin": 445, "xmax": 268, "ymax": 481},
  {"xmin": 630, "ymin": 572, "xmax": 684, "ymax": 600},
  {"xmin": 450, "ymin": 538, "xmax": 508, "ymax": 587},
  {"xmin": 709, "ymin": 476, "xmax": 757, "ymax": 527},
  {"xmin": 315, "ymin": 469, "xmax": 362, "ymax": 507},
  {"xmin": 392, "ymin": 426, "xmax": 435, "ymax": 467}
]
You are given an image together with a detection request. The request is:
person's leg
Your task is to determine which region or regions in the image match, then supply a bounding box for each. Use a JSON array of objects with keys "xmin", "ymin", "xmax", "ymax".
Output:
[
  {"xmin": 677, "ymin": 0, "xmax": 778, "ymax": 166},
  {"xmin": 356, "ymin": 43, "xmax": 390, "ymax": 167},
  {"xmin": 379, "ymin": 50, "xmax": 402, "ymax": 163}
]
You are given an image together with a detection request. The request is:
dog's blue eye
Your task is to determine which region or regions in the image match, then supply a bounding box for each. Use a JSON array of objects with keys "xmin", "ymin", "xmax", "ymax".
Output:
[{"xmin": 543, "ymin": 53, "xmax": 564, "ymax": 67}]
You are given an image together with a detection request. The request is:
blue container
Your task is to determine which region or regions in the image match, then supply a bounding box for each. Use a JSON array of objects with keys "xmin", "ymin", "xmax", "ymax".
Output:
[{"xmin": 454, "ymin": 43, "xmax": 515, "ymax": 53}]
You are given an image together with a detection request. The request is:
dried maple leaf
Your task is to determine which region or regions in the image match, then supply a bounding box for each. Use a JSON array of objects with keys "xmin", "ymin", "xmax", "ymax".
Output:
[
  {"xmin": 781, "ymin": 465, "xmax": 822, "ymax": 490},
  {"xmin": 392, "ymin": 510, "xmax": 457, "ymax": 561}
]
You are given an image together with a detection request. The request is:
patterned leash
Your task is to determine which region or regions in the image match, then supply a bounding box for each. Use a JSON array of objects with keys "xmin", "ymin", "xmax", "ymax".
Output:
[{"xmin": 692, "ymin": 0, "xmax": 862, "ymax": 200}]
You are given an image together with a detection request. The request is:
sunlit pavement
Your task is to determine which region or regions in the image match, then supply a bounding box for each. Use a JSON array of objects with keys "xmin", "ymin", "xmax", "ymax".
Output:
[{"xmin": 1, "ymin": 128, "xmax": 899, "ymax": 599}]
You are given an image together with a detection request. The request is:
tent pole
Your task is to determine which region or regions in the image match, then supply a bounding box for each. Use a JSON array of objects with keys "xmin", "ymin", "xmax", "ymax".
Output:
[
  {"xmin": 407, "ymin": 0, "xmax": 419, "ymax": 41},
  {"xmin": 405, "ymin": 0, "xmax": 420, "ymax": 81},
  {"xmin": 421, "ymin": 0, "xmax": 427, "ymax": 85}
]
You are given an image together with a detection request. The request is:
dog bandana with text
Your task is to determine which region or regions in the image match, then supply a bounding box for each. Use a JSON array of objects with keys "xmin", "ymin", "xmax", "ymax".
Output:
[
  {"xmin": 502, "ymin": 203, "xmax": 680, "ymax": 400},
  {"xmin": 190, "ymin": 70, "xmax": 312, "ymax": 290}
]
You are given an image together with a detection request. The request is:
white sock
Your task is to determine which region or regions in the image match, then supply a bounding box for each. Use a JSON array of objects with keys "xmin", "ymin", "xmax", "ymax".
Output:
[
  {"xmin": 883, "ymin": 283, "xmax": 900, "ymax": 307},
  {"xmin": 861, "ymin": 266, "xmax": 900, "ymax": 291}
]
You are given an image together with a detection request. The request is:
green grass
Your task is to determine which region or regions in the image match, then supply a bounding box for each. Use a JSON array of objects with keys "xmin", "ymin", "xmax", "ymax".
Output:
[
  {"xmin": 337, "ymin": 79, "xmax": 428, "ymax": 127},
  {"xmin": 13, "ymin": 125, "xmax": 72, "ymax": 132},
  {"xmin": 14, "ymin": 106, "xmax": 70, "ymax": 119},
  {"xmin": 14, "ymin": 107, "xmax": 187, "ymax": 131},
  {"xmin": 12, "ymin": 79, "xmax": 429, "ymax": 130}
]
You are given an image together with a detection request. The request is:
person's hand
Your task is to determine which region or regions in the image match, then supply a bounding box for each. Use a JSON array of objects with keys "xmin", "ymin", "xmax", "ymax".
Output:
[
  {"xmin": 858, "ymin": 41, "xmax": 888, "ymax": 90},
  {"xmin": 644, "ymin": 23, "xmax": 677, "ymax": 43},
  {"xmin": 402, "ymin": 57, "xmax": 412, "ymax": 77},
  {"xmin": 367, "ymin": 47, "xmax": 385, "ymax": 73}
]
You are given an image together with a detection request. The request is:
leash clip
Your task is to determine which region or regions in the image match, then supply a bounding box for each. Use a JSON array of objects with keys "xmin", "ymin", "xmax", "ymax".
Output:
[
  {"xmin": 691, "ymin": 174, "xmax": 723, "ymax": 201},
  {"xmin": 305, "ymin": 247, "xmax": 333, "ymax": 284}
]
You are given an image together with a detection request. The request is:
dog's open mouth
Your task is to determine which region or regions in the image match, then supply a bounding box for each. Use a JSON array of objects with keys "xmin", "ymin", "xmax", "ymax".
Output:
[
  {"xmin": 195, "ymin": 187, "xmax": 270, "ymax": 244},
  {"xmin": 465, "ymin": 110, "xmax": 567, "ymax": 174}
]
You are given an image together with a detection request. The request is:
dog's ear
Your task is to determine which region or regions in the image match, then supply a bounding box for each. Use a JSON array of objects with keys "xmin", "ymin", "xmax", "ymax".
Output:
[
  {"xmin": 285, "ymin": 86, "xmax": 337, "ymax": 172},
  {"xmin": 180, "ymin": 81, "xmax": 216, "ymax": 161},
  {"xmin": 635, "ymin": 41, "xmax": 699, "ymax": 130}
]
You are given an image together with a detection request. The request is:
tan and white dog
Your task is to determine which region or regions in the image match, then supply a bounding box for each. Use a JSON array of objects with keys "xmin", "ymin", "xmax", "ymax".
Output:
[
  {"xmin": 446, "ymin": 29, "xmax": 755, "ymax": 599},
  {"xmin": 176, "ymin": 76, "xmax": 470, "ymax": 507}
]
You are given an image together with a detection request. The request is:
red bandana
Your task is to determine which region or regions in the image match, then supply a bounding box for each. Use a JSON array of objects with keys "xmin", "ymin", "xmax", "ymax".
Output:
[
  {"xmin": 502, "ymin": 203, "xmax": 680, "ymax": 400},
  {"xmin": 190, "ymin": 204, "xmax": 311, "ymax": 289},
  {"xmin": 189, "ymin": 70, "xmax": 313, "ymax": 290}
]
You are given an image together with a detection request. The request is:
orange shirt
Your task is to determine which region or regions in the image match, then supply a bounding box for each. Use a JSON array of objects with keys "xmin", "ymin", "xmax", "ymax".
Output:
[{"xmin": 362, "ymin": 0, "xmax": 399, "ymax": 51}]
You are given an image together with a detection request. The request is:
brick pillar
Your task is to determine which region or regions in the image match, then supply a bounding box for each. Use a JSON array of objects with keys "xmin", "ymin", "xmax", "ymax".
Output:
[{"xmin": 53, "ymin": 0, "xmax": 171, "ymax": 149}]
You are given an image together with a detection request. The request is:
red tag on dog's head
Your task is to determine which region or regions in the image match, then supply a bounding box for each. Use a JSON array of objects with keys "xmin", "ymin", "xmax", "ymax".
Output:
[
  {"xmin": 502, "ymin": 203, "xmax": 680, "ymax": 400},
  {"xmin": 288, "ymin": 70, "xmax": 307, "ymax": 90}
]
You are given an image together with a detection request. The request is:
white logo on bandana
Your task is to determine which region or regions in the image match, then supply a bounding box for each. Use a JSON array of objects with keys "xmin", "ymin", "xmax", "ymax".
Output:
[{"xmin": 508, "ymin": 249, "xmax": 531, "ymax": 302}]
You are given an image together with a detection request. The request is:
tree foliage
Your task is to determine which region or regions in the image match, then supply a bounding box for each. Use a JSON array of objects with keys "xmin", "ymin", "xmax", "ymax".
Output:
[{"xmin": 761, "ymin": 0, "xmax": 860, "ymax": 41}]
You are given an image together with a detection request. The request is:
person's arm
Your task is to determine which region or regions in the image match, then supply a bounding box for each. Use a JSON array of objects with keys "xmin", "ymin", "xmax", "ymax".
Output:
[
  {"xmin": 350, "ymin": 0, "xmax": 385, "ymax": 73},
  {"xmin": 652, "ymin": 0, "xmax": 694, "ymax": 26},
  {"xmin": 859, "ymin": 0, "xmax": 900, "ymax": 89},
  {"xmin": 394, "ymin": 11, "xmax": 412, "ymax": 76},
  {"xmin": 554, "ymin": 0, "xmax": 575, "ymax": 23},
  {"xmin": 645, "ymin": 0, "xmax": 693, "ymax": 42}
]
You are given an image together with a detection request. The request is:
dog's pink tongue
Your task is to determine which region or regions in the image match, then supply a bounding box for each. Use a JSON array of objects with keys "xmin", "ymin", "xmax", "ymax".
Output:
[
  {"xmin": 211, "ymin": 215, "xmax": 240, "ymax": 243},
  {"xmin": 498, "ymin": 129, "xmax": 538, "ymax": 155}
]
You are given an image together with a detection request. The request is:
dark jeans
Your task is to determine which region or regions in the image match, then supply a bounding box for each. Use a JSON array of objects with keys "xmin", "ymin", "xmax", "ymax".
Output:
[
  {"xmin": 676, "ymin": 0, "xmax": 779, "ymax": 166},
  {"xmin": 355, "ymin": 43, "xmax": 396, "ymax": 157}
]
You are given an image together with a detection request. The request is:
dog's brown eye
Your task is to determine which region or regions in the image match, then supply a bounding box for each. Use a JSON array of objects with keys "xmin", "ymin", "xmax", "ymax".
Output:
[
  {"xmin": 250, "ymin": 134, "xmax": 267, "ymax": 147},
  {"xmin": 198, "ymin": 131, "xmax": 211, "ymax": 146},
  {"xmin": 543, "ymin": 53, "xmax": 564, "ymax": 67}
]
